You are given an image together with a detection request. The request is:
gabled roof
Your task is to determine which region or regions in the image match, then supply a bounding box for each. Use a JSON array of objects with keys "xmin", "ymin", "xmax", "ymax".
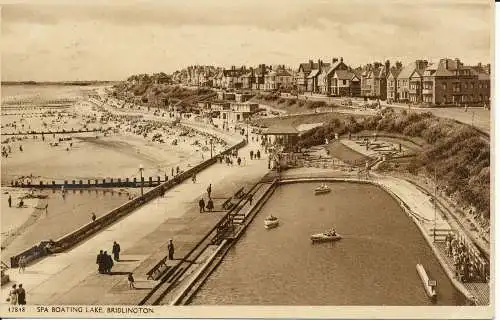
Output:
[
  {"xmin": 306, "ymin": 69, "xmax": 321, "ymax": 79},
  {"xmin": 334, "ymin": 69, "xmax": 353, "ymax": 80},
  {"xmin": 276, "ymin": 69, "xmax": 292, "ymax": 77},
  {"xmin": 299, "ymin": 62, "xmax": 318, "ymax": 73},
  {"xmin": 397, "ymin": 62, "xmax": 417, "ymax": 79}
]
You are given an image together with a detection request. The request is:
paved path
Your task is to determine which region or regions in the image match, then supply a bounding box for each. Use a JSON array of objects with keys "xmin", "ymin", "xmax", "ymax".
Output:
[
  {"xmin": 1, "ymin": 120, "xmax": 269, "ymax": 304},
  {"xmin": 279, "ymin": 93, "xmax": 490, "ymax": 134}
]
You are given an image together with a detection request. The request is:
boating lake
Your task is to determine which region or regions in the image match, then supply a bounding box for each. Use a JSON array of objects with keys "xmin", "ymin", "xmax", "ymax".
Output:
[{"xmin": 191, "ymin": 182, "xmax": 466, "ymax": 305}]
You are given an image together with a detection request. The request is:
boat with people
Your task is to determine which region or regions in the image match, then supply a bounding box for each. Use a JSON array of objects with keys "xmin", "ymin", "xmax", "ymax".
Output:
[
  {"xmin": 314, "ymin": 183, "xmax": 331, "ymax": 195},
  {"xmin": 264, "ymin": 215, "xmax": 279, "ymax": 229},
  {"xmin": 310, "ymin": 228, "xmax": 342, "ymax": 242}
]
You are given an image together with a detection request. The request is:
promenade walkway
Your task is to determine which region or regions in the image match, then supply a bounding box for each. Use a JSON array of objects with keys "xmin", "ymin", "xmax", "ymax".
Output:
[{"xmin": 1, "ymin": 123, "xmax": 269, "ymax": 304}]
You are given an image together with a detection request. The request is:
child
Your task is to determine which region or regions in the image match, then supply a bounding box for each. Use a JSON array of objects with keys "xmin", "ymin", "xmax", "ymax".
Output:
[{"xmin": 128, "ymin": 273, "xmax": 135, "ymax": 289}]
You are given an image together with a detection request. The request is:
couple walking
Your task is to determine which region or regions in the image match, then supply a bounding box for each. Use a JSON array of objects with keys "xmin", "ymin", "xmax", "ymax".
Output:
[{"xmin": 7, "ymin": 284, "xmax": 26, "ymax": 305}]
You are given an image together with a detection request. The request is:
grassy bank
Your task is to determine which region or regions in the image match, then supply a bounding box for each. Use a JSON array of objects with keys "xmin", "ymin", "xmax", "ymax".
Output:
[
  {"xmin": 251, "ymin": 112, "xmax": 361, "ymax": 129},
  {"xmin": 251, "ymin": 93, "xmax": 342, "ymax": 113},
  {"xmin": 299, "ymin": 108, "xmax": 490, "ymax": 220},
  {"xmin": 112, "ymin": 82, "xmax": 215, "ymax": 109}
]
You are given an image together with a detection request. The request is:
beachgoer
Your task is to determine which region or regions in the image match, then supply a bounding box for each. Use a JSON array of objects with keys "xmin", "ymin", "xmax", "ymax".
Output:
[
  {"xmin": 91, "ymin": 213, "xmax": 97, "ymax": 222},
  {"xmin": 128, "ymin": 273, "xmax": 135, "ymax": 289},
  {"xmin": 167, "ymin": 239, "xmax": 175, "ymax": 260},
  {"xmin": 192, "ymin": 174, "xmax": 197, "ymax": 183},
  {"xmin": 45, "ymin": 203, "xmax": 48, "ymax": 214},
  {"xmin": 112, "ymin": 241, "xmax": 121, "ymax": 261},
  {"xmin": 7, "ymin": 284, "xmax": 18, "ymax": 305},
  {"xmin": 18, "ymin": 199, "xmax": 24, "ymax": 208},
  {"xmin": 250, "ymin": 150, "xmax": 254, "ymax": 160},
  {"xmin": 8, "ymin": 195, "xmax": 11, "ymax": 208},
  {"xmin": 199, "ymin": 198, "xmax": 205, "ymax": 213},
  {"xmin": 237, "ymin": 157, "xmax": 241, "ymax": 166},
  {"xmin": 16, "ymin": 284, "xmax": 26, "ymax": 305},
  {"xmin": 257, "ymin": 150, "xmax": 261, "ymax": 159},
  {"xmin": 171, "ymin": 168, "xmax": 174, "ymax": 176}
]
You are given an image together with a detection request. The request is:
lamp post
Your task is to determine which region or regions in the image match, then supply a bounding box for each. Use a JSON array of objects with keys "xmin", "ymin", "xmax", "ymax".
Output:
[
  {"xmin": 210, "ymin": 138, "xmax": 213, "ymax": 159},
  {"xmin": 139, "ymin": 164, "xmax": 144, "ymax": 196},
  {"xmin": 433, "ymin": 167, "xmax": 437, "ymax": 242},
  {"xmin": 246, "ymin": 121, "xmax": 249, "ymax": 142}
]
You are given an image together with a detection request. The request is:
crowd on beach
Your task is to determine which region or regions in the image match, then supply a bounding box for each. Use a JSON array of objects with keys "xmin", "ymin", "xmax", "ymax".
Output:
[{"xmin": 445, "ymin": 233, "xmax": 489, "ymax": 283}]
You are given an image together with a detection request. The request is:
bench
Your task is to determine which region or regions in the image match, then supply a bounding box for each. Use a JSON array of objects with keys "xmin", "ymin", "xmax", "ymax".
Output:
[
  {"xmin": 221, "ymin": 197, "xmax": 234, "ymax": 211},
  {"xmin": 234, "ymin": 187, "xmax": 245, "ymax": 199},
  {"xmin": 146, "ymin": 257, "xmax": 169, "ymax": 280}
]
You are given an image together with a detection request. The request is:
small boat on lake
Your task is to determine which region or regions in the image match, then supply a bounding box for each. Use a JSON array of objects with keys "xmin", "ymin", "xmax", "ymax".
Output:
[
  {"xmin": 264, "ymin": 215, "xmax": 279, "ymax": 229},
  {"xmin": 311, "ymin": 229, "xmax": 342, "ymax": 242},
  {"xmin": 314, "ymin": 184, "xmax": 331, "ymax": 195},
  {"xmin": 416, "ymin": 264, "xmax": 437, "ymax": 301}
]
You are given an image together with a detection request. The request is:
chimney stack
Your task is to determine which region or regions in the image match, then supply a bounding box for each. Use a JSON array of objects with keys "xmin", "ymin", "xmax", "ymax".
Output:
[
  {"xmin": 340, "ymin": 57, "xmax": 343, "ymax": 63},
  {"xmin": 332, "ymin": 58, "xmax": 338, "ymax": 64}
]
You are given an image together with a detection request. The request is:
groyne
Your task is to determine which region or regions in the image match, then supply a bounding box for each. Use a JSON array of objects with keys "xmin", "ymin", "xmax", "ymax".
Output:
[{"xmin": 9, "ymin": 137, "xmax": 247, "ymax": 269}]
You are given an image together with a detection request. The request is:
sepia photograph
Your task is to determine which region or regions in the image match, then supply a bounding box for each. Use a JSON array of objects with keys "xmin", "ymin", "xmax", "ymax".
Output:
[{"xmin": 0, "ymin": 0, "xmax": 494, "ymax": 318}]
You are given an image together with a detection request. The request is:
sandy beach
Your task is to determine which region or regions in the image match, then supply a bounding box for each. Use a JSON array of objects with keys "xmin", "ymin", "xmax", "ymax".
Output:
[{"xmin": 1, "ymin": 85, "xmax": 229, "ymax": 259}]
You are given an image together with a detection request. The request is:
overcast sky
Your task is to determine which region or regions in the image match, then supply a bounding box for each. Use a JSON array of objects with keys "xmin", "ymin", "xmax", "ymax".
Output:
[{"xmin": 1, "ymin": 0, "xmax": 492, "ymax": 81}]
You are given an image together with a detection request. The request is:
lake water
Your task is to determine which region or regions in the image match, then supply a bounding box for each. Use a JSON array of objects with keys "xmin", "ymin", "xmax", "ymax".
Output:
[{"xmin": 191, "ymin": 182, "xmax": 465, "ymax": 305}]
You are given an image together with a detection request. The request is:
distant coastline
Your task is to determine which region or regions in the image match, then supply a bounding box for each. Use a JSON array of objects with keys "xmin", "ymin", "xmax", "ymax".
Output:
[{"xmin": 1, "ymin": 80, "xmax": 117, "ymax": 86}]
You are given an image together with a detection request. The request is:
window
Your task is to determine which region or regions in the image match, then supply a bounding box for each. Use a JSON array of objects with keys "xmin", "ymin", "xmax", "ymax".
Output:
[
  {"xmin": 343, "ymin": 80, "xmax": 347, "ymax": 85},
  {"xmin": 443, "ymin": 83, "xmax": 447, "ymax": 90}
]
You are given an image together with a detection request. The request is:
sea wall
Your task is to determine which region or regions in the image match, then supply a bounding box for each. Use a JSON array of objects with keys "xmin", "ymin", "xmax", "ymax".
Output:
[{"xmin": 10, "ymin": 138, "xmax": 247, "ymax": 268}]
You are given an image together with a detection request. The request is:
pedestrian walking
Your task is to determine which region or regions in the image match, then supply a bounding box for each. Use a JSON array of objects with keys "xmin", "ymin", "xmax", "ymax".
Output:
[
  {"xmin": 96, "ymin": 250, "xmax": 104, "ymax": 273},
  {"xmin": 176, "ymin": 166, "xmax": 180, "ymax": 174},
  {"xmin": 7, "ymin": 284, "xmax": 18, "ymax": 305},
  {"xmin": 206, "ymin": 198, "xmax": 214, "ymax": 212},
  {"xmin": 199, "ymin": 198, "xmax": 205, "ymax": 213},
  {"xmin": 167, "ymin": 239, "xmax": 175, "ymax": 260},
  {"xmin": 128, "ymin": 273, "xmax": 135, "ymax": 289},
  {"xmin": 91, "ymin": 212, "xmax": 97, "ymax": 222},
  {"xmin": 171, "ymin": 168, "xmax": 174, "ymax": 176},
  {"xmin": 44, "ymin": 203, "xmax": 48, "ymax": 214},
  {"xmin": 104, "ymin": 251, "xmax": 113, "ymax": 273},
  {"xmin": 248, "ymin": 193, "xmax": 254, "ymax": 205},
  {"xmin": 8, "ymin": 194, "xmax": 11, "ymax": 208},
  {"xmin": 18, "ymin": 256, "xmax": 26, "ymax": 273},
  {"xmin": 17, "ymin": 284, "xmax": 26, "ymax": 305},
  {"xmin": 237, "ymin": 157, "xmax": 241, "ymax": 166},
  {"xmin": 207, "ymin": 184, "xmax": 212, "ymax": 198},
  {"xmin": 112, "ymin": 241, "xmax": 121, "ymax": 261},
  {"xmin": 250, "ymin": 150, "xmax": 254, "ymax": 160},
  {"xmin": 256, "ymin": 150, "xmax": 261, "ymax": 159}
]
